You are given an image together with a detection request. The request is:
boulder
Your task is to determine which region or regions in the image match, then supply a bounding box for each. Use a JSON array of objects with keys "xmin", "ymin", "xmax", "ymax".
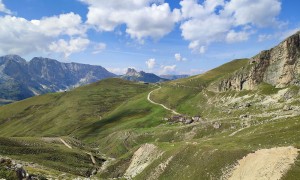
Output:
[
  {"xmin": 15, "ymin": 165, "xmax": 27, "ymax": 180},
  {"xmin": 283, "ymin": 105, "xmax": 292, "ymax": 111},
  {"xmin": 244, "ymin": 103, "xmax": 251, "ymax": 108},
  {"xmin": 240, "ymin": 114, "xmax": 248, "ymax": 119},
  {"xmin": 185, "ymin": 119, "xmax": 193, "ymax": 124},
  {"xmin": 213, "ymin": 122, "xmax": 221, "ymax": 129},
  {"xmin": 192, "ymin": 116, "xmax": 202, "ymax": 122}
]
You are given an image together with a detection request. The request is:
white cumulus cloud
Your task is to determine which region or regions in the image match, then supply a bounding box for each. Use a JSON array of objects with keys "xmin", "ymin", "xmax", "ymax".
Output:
[
  {"xmin": 199, "ymin": 46, "xmax": 206, "ymax": 54},
  {"xmin": 179, "ymin": 0, "xmax": 282, "ymax": 53},
  {"xmin": 175, "ymin": 53, "xmax": 187, "ymax": 61},
  {"xmin": 0, "ymin": 13, "xmax": 87, "ymax": 56},
  {"xmin": 31, "ymin": 12, "xmax": 86, "ymax": 37},
  {"xmin": 224, "ymin": 0, "xmax": 281, "ymax": 27},
  {"xmin": 146, "ymin": 58, "xmax": 156, "ymax": 69},
  {"xmin": 160, "ymin": 65, "xmax": 176, "ymax": 74},
  {"xmin": 49, "ymin": 38, "xmax": 90, "ymax": 58},
  {"xmin": 81, "ymin": 0, "xmax": 180, "ymax": 41},
  {"xmin": 226, "ymin": 30, "xmax": 250, "ymax": 43},
  {"xmin": 0, "ymin": 0, "xmax": 12, "ymax": 14}
]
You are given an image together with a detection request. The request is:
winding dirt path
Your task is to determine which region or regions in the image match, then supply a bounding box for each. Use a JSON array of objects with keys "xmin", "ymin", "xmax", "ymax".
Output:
[
  {"xmin": 59, "ymin": 138, "xmax": 98, "ymax": 165},
  {"xmin": 59, "ymin": 138, "xmax": 72, "ymax": 149},
  {"xmin": 147, "ymin": 86, "xmax": 180, "ymax": 115},
  {"xmin": 229, "ymin": 126, "xmax": 250, "ymax": 137},
  {"xmin": 86, "ymin": 152, "xmax": 97, "ymax": 165}
]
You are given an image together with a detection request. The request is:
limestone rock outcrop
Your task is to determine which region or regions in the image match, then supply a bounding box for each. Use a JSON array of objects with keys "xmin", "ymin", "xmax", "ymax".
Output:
[{"xmin": 218, "ymin": 31, "xmax": 300, "ymax": 91}]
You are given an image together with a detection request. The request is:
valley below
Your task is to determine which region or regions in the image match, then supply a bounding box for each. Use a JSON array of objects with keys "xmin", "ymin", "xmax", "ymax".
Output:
[{"xmin": 1, "ymin": 32, "xmax": 300, "ymax": 180}]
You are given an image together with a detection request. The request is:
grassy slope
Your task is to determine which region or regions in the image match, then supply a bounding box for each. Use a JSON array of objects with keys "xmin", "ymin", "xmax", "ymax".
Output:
[
  {"xmin": 0, "ymin": 99, "xmax": 15, "ymax": 106},
  {"xmin": 94, "ymin": 95, "xmax": 300, "ymax": 179},
  {"xmin": 0, "ymin": 78, "xmax": 169, "ymax": 177},
  {"xmin": 169, "ymin": 58, "xmax": 249, "ymax": 87},
  {"xmin": 0, "ymin": 78, "xmax": 151, "ymax": 137},
  {"xmin": 133, "ymin": 115, "xmax": 300, "ymax": 180},
  {"xmin": 151, "ymin": 59, "xmax": 249, "ymax": 115},
  {"xmin": 1, "ymin": 59, "xmax": 300, "ymax": 179},
  {"xmin": 0, "ymin": 137, "xmax": 93, "ymax": 177},
  {"xmin": 92, "ymin": 59, "xmax": 300, "ymax": 179}
]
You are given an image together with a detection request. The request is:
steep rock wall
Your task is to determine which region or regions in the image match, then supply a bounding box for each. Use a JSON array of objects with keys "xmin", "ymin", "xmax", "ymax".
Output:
[{"xmin": 218, "ymin": 31, "xmax": 300, "ymax": 91}]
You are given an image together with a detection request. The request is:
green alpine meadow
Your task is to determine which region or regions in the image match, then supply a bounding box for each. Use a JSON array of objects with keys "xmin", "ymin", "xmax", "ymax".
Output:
[
  {"xmin": 1, "ymin": 32, "xmax": 300, "ymax": 179},
  {"xmin": 1, "ymin": 0, "xmax": 300, "ymax": 179}
]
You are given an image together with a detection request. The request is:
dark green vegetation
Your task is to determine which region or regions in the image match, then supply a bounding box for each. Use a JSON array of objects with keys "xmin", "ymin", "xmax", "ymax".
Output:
[
  {"xmin": 0, "ymin": 57, "xmax": 300, "ymax": 179},
  {"xmin": 0, "ymin": 137, "xmax": 89, "ymax": 178},
  {"xmin": 0, "ymin": 160, "xmax": 18, "ymax": 180},
  {"xmin": 0, "ymin": 78, "xmax": 171, "ymax": 178},
  {"xmin": 0, "ymin": 78, "xmax": 151, "ymax": 137}
]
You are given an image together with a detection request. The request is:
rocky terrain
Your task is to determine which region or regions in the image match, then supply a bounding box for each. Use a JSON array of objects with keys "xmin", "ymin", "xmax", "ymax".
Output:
[
  {"xmin": 217, "ymin": 31, "xmax": 300, "ymax": 91},
  {"xmin": 121, "ymin": 68, "xmax": 167, "ymax": 83},
  {"xmin": 0, "ymin": 55, "xmax": 116, "ymax": 101},
  {"xmin": 0, "ymin": 156, "xmax": 49, "ymax": 180}
]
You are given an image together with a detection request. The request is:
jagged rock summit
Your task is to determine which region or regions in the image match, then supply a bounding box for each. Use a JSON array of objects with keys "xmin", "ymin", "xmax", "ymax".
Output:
[
  {"xmin": 125, "ymin": 68, "xmax": 141, "ymax": 77},
  {"xmin": 121, "ymin": 68, "xmax": 167, "ymax": 83},
  {"xmin": 0, "ymin": 55, "xmax": 116, "ymax": 101},
  {"xmin": 217, "ymin": 31, "xmax": 300, "ymax": 91}
]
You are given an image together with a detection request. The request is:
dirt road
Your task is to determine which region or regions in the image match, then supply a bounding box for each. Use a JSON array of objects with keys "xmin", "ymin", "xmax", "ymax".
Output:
[{"xmin": 147, "ymin": 86, "xmax": 180, "ymax": 115}]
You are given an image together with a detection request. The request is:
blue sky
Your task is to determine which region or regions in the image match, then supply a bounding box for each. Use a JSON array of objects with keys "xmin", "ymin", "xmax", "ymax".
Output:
[{"xmin": 0, "ymin": 0, "xmax": 299, "ymax": 75}]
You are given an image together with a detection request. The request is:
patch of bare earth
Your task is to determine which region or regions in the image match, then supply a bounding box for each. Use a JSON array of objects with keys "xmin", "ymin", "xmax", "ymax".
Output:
[
  {"xmin": 224, "ymin": 146, "xmax": 299, "ymax": 180},
  {"xmin": 124, "ymin": 143, "xmax": 163, "ymax": 179},
  {"xmin": 147, "ymin": 156, "xmax": 173, "ymax": 180}
]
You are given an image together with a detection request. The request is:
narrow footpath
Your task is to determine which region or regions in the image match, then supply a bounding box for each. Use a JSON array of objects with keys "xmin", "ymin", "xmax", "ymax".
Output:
[
  {"xmin": 147, "ymin": 86, "xmax": 180, "ymax": 115},
  {"xmin": 60, "ymin": 138, "xmax": 96, "ymax": 165},
  {"xmin": 60, "ymin": 138, "xmax": 72, "ymax": 149}
]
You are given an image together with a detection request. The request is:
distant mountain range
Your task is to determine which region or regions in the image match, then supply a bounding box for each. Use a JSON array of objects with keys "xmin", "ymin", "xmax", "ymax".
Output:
[
  {"xmin": 160, "ymin": 74, "xmax": 189, "ymax": 80},
  {"xmin": 0, "ymin": 55, "xmax": 190, "ymax": 102},
  {"xmin": 0, "ymin": 55, "xmax": 116, "ymax": 101},
  {"xmin": 121, "ymin": 68, "xmax": 168, "ymax": 83}
]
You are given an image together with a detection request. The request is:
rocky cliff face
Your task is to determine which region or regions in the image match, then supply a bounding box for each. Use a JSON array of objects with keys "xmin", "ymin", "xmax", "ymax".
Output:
[
  {"xmin": 218, "ymin": 31, "xmax": 300, "ymax": 91},
  {"xmin": 0, "ymin": 55, "xmax": 116, "ymax": 101},
  {"xmin": 125, "ymin": 68, "xmax": 141, "ymax": 77}
]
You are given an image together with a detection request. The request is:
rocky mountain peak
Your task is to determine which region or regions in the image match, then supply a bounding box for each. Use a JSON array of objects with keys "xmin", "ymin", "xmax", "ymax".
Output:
[
  {"xmin": 122, "ymin": 68, "xmax": 167, "ymax": 83},
  {"xmin": 125, "ymin": 68, "xmax": 140, "ymax": 77},
  {"xmin": 1, "ymin": 55, "xmax": 26, "ymax": 64},
  {"xmin": 30, "ymin": 57, "xmax": 60, "ymax": 64}
]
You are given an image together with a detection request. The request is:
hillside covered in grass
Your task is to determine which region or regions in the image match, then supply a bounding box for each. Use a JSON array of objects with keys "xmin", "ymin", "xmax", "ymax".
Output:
[
  {"xmin": 0, "ymin": 78, "xmax": 153, "ymax": 137},
  {"xmin": 1, "ymin": 32, "xmax": 300, "ymax": 179}
]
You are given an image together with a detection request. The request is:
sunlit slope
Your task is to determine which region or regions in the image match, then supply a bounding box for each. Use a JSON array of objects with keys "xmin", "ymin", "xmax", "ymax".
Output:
[
  {"xmin": 1, "ymin": 58, "xmax": 300, "ymax": 179},
  {"xmin": 0, "ymin": 78, "xmax": 151, "ymax": 137},
  {"xmin": 169, "ymin": 58, "xmax": 249, "ymax": 87},
  {"xmin": 0, "ymin": 137, "xmax": 94, "ymax": 177},
  {"xmin": 151, "ymin": 59, "xmax": 249, "ymax": 115}
]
